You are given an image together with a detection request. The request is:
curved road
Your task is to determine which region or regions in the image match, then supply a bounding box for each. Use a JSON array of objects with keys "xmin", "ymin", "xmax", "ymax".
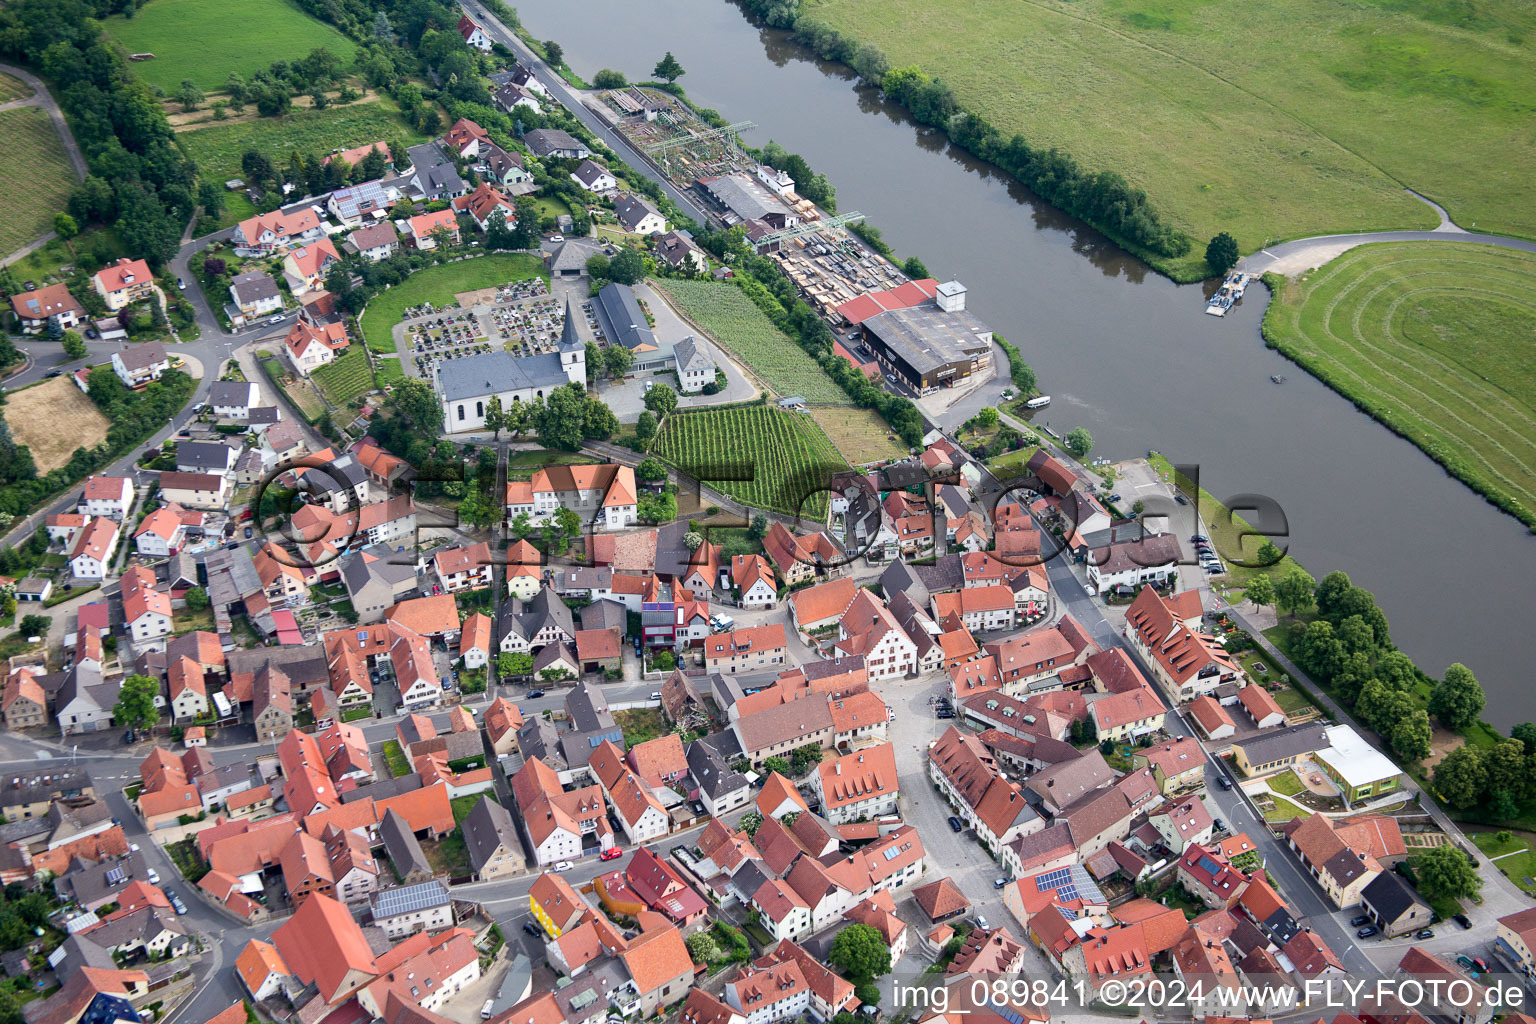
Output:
[
  {"xmin": 1242, "ymin": 189, "xmax": 1536, "ymax": 277},
  {"xmin": 0, "ymin": 63, "xmax": 89, "ymax": 266}
]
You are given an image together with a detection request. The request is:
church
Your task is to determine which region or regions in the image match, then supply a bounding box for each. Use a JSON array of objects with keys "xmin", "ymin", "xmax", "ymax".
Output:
[{"xmin": 435, "ymin": 294, "xmax": 586, "ymax": 433}]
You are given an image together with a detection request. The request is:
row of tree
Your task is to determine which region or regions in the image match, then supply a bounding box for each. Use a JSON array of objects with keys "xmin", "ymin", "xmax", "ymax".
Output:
[{"xmin": 734, "ymin": 0, "xmax": 1190, "ymax": 260}]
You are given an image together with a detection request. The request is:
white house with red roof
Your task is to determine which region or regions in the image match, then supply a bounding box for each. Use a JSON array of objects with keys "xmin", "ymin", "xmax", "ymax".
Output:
[
  {"xmin": 451, "ymin": 183, "xmax": 516, "ymax": 231},
  {"xmin": 111, "ymin": 340, "xmax": 170, "ymax": 389},
  {"xmin": 121, "ymin": 565, "xmax": 172, "ymax": 646},
  {"xmin": 9, "ymin": 282, "xmax": 83, "ymax": 333},
  {"xmin": 46, "ymin": 512, "xmax": 90, "ymax": 548},
  {"xmin": 285, "ymin": 320, "xmax": 351, "ymax": 375},
  {"xmin": 730, "ymin": 554, "xmax": 777, "ymax": 608},
  {"xmin": 457, "ymin": 14, "xmax": 492, "ymax": 50},
  {"xmin": 69, "ymin": 517, "xmax": 120, "ymax": 578},
  {"xmin": 93, "ymin": 258, "xmax": 154, "ymax": 311},
  {"xmin": 1149, "ymin": 794, "xmax": 1214, "ymax": 855},
  {"xmin": 234, "ymin": 207, "xmax": 323, "ymax": 254},
  {"xmin": 403, "ymin": 209, "xmax": 460, "ymax": 250},
  {"xmin": 444, "ymin": 118, "xmax": 492, "ymax": 158},
  {"xmin": 281, "ymin": 237, "xmax": 341, "ymax": 297}
]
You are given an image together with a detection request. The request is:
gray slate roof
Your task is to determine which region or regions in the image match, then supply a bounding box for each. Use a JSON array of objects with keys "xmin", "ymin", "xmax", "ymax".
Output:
[
  {"xmin": 437, "ymin": 350, "xmax": 570, "ymax": 403},
  {"xmin": 406, "ymin": 142, "xmax": 465, "ymax": 199},
  {"xmin": 176, "ymin": 441, "xmax": 236, "ymax": 471},
  {"xmin": 591, "ymin": 282, "xmax": 657, "ymax": 355},
  {"xmin": 460, "ymin": 797, "xmax": 519, "ymax": 872},
  {"xmin": 209, "ymin": 381, "xmax": 255, "ymax": 409},
  {"xmin": 378, "ymin": 807, "xmax": 432, "ymax": 879},
  {"xmin": 522, "ymin": 129, "xmax": 587, "ymax": 157},
  {"xmin": 614, "ymin": 194, "xmax": 660, "ymax": 233},
  {"xmin": 673, "ymin": 335, "xmax": 714, "ymax": 374},
  {"xmin": 230, "ymin": 271, "xmax": 279, "ymax": 305},
  {"xmin": 686, "ymin": 740, "xmax": 748, "ymax": 801}
]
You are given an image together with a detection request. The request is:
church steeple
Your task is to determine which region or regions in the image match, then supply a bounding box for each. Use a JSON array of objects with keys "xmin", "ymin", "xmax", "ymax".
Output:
[{"xmin": 558, "ymin": 293, "xmax": 585, "ymax": 384}]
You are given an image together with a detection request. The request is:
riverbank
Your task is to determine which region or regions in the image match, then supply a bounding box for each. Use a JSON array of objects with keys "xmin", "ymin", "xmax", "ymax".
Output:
[{"xmin": 1260, "ymin": 243, "xmax": 1536, "ymax": 531}]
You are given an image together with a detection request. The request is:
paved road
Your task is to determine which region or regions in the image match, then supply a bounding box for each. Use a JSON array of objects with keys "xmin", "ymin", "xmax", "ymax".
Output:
[
  {"xmin": 1241, "ymin": 189, "xmax": 1536, "ymax": 277},
  {"xmin": 463, "ymin": 4, "xmax": 712, "ymax": 226}
]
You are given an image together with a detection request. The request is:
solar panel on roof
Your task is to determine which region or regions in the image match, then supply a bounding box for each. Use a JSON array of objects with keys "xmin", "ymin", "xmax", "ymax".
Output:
[
  {"xmin": 371, "ymin": 880, "xmax": 449, "ymax": 918},
  {"xmin": 105, "ymin": 867, "xmax": 125, "ymax": 886}
]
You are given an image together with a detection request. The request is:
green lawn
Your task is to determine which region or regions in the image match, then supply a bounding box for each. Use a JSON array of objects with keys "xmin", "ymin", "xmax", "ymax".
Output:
[
  {"xmin": 614, "ymin": 708, "xmax": 668, "ymax": 747},
  {"xmin": 506, "ymin": 448, "xmax": 600, "ymax": 481},
  {"xmin": 1267, "ymin": 771, "xmax": 1305, "ymax": 797},
  {"xmin": 808, "ymin": 0, "xmax": 1536, "ymax": 274},
  {"xmin": 106, "ymin": 0, "xmax": 359, "ymax": 92},
  {"xmin": 650, "ymin": 404, "xmax": 850, "ymax": 517},
  {"xmin": 650, "ymin": 279, "xmax": 851, "ymax": 404},
  {"xmin": 178, "ymin": 100, "xmax": 418, "ymax": 186},
  {"xmin": 1261, "ymin": 793, "xmax": 1309, "ymax": 823},
  {"xmin": 987, "ymin": 445, "xmax": 1043, "ymax": 481},
  {"xmin": 382, "ymin": 740, "xmax": 411, "ymax": 778},
  {"xmin": 1471, "ymin": 833, "xmax": 1536, "ymax": 895},
  {"xmin": 0, "ymin": 107, "xmax": 76, "ymax": 256},
  {"xmin": 359, "ymin": 254, "xmax": 548, "ymax": 353},
  {"xmin": 1262, "ymin": 243, "xmax": 1536, "ymax": 529}
]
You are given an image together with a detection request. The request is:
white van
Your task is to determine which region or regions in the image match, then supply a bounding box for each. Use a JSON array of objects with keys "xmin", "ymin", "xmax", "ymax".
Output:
[{"xmin": 481, "ymin": 1001, "xmax": 496, "ymax": 1020}]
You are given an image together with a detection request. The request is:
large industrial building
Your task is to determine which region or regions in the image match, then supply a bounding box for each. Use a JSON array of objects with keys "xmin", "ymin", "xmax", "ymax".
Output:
[{"xmin": 847, "ymin": 280, "xmax": 992, "ymax": 391}]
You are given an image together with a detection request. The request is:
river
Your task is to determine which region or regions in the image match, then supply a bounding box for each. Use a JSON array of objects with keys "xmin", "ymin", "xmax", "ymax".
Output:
[{"xmin": 514, "ymin": 0, "xmax": 1536, "ymax": 720}]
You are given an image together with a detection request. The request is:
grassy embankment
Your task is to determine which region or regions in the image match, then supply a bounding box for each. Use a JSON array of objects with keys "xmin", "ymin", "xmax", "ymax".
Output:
[
  {"xmin": 0, "ymin": 108, "xmax": 76, "ymax": 256},
  {"xmin": 808, "ymin": 0, "xmax": 1536, "ymax": 277},
  {"xmin": 1261, "ymin": 242, "xmax": 1536, "ymax": 530}
]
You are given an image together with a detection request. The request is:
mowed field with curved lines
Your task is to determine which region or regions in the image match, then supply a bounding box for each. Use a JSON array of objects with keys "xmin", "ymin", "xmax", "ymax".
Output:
[{"xmin": 1262, "ymin": 242, "xmax": 1536, "ymax": 527}]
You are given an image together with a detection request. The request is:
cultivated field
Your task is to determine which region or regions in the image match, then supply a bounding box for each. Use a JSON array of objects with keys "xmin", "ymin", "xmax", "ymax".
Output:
[
  {"xmin": 359, "ymin": 254, "xmax": 547, "ymax": 353},
  {"xmin": 178, "ymin": 101, "xmax": 418, "ymax": 186},
  {"xmin": 650, "ymin": 405, "xmax": 850, "ymax": 517},
  {"xmin": 1262, "ymin": 242, "xmax": 1536, "ymax": 527},
  {"xmin": 311, "ymin": 348, "xmax": 376, "ymax": 409},
  {"xmin": 0, "ymin": 74, "xmax": 32, "ymax": 103},
  {"xmin": 809, "ymin": 406, "xmax": 907, "ymax": 465},
  {"xmin": 809, "ymin": 0, "xmax": 1536, "ymax": 262},
  {"xmin": 651, "ymin": 279, "xmax": 851, "ymax": 404},
  {"xmin": 105, "ymin": 0, "xmax": 359, "ymax": 93},
  {"xmin": 0, "ymin": 108, "xmax": 77, "ymax": 256},
  {"xmin": 2, "ymin": 378, "xmax": 111, "ymax": 473}
]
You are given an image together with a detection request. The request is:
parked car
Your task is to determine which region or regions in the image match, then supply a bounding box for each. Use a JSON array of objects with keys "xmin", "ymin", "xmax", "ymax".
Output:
[
  {"xmin": 1217, "ymin": 775, "xmax": 1233, "ymax": 790},
  {"xmin": 1453, "ymin": 913, "xmax": 1472, "ymax": 929},
  {"xmin": 1456, "ymin": 955, "xmax": 1477, "ymax": 971},
  {"xmin": 548, "ymin": 234, "xmax": 563, "ymax": 243},
  {"xmin": 974, "ymin": 915, "xmax": 989, "ymax": 931},
  {"xmin": 522, "ymin": 921, "xmax": 541, "ymax": 937},
  {"xmin": 268, "ymin": 314, "xmax": 285, "ymax": 325},
  {"xmin": 1174, "ymin": 493, "xmax": 1189, "ymax": 505},
  {"xmin": 993, "ymin": 878, "xmax": 1008, "ymax": 889},
  {"xmin": 145, "ymin": 868, "xmax": 160, "ymax": 884},
  {"xmin": 1350, "ymin": 915, "xmax": 1371, "ymax": 927},
  {"xmin": 649, "ymin": 692, "xmax": 661, "ymax": 700},
  {"xmin": 168, "ymin": 892, "xmax": 188, "ymax": 915},
  {"xmin": 600, "ymin": 847, "xmax": 623, "ymax": 861},
  {"xmin": 947, "ymin": 816, "xmax": 964, "ymax": 833},
  {"xmin": 1191, "ymin": 534, "xmax": 1208, "ymax": 543},
  {"xmin": 1356, "ymin": 925, "xmax": 1378, "ymax": 939},
  {"xmin": 527, "ymin": 689, "xmax": 546, "ymax": 699},
  {"xmin": 177, "ymin": 277, "xmax": 185, "ymax": 290},
  {"xmin": 244, "ymin": 526, "xmax": 253, "ymax": 538},
  {"xmin": 44, "ymin": 369, "xmax": 61, "ymax": 378},
  {"xmin": 1415, "ymin": 928, "xmax": 1435, "ymax": 939},
  {"xmin": 554, "ymin": 861, "xmax": 574, "ymax": 872},
  {"xmin": 1473, "ymin": 958, "xmax": 1488, "ymax": 972}
]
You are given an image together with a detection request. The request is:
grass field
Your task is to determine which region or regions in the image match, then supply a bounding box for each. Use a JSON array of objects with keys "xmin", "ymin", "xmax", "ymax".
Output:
[
  {"xmin": 808, "ymin": 0, "xmax": 1536, "ymax": 269},
  {"xmin": 105, "ymin": 0, "xmax": 359, "ymax": 93},
  {"xmin": 650, "ymin": 279, "xmax": 850, "ymax": 404},
  {"xmin": 809, "ymin": 406, "xmax": 906, "ymax": 464},
  {"xmin": 0, "ymin": 74, "xmax": 32, "ymax": 103},
  {"xmin": 0, "ymin": 108, "xmax": 77, "ymax": 256},
  {"xmin": 311, "ymin": 348, "xmax": 376, "ymax": 408},
  {"xmin": 1470, "ymin": 831, "xmax": 1536, "ymax": 895},
  {"xmin": 1261, "ymin": 243, "xmax": 1536, "ymax": 528},
  {"xmin": 179, "ymin": 101, "xmax": 418, "ymax": 187},
  {"xmin": 1, "ymin": 377, "xmax": 110, "ymax": 473},
  {"xmin": 650, "ymin": 405, "xmax": 850, "ymax": 517},
  {"xmin": 359, "ymin": 254, "xmax": 547, "ymax": 353}
]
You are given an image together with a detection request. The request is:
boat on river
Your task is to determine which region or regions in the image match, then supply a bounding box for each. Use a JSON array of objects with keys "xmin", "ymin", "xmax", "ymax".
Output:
[{"xmin": 1204, "ymin": 271, "xmax": 1251, "ymax": 316}]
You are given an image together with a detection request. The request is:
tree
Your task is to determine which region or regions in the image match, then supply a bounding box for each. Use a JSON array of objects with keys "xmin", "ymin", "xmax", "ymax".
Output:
[
  {"xmin": 683, "ymin": 531, "xmax": 703, "ymax": 551},
  {"xmin": 592, "ymin": 69, "xmax": 626, "ymax": 89},
  {"xmin": 653, "ymin": 650, "xmax": 675, "ymax": 671},
  {"xmin": 739, "ymin": 811, "xmax": 764, "ymax": 837},
  {"xmin": 1429, "ymin": 663, "xmax": 1485, "ymax": 731},
  {"xmin": 636, "ymin": 410, "xmax": 657, "ymax": 443},
  {"xmin": 114, "ymin": 674, "xmax": 160, "ymax": 733},
  {"xmin": 543, "ymin": 41, "xmax": 564, "ymax": 67},
  {"xmin": 61, "ymin": 331, "xmax": 87, "ymax": 360},
  {"xmin": 685, "ymin": 931, "xmax": 720, "ymax": 964},
  {"xmin": 1206, "ymin": 232, "xmax": 1240, "ymax": 274},
  {"xmin": 636, "ymin": 457, "xmax": 668, "ymax": 483},
  {"xmin": 392, "ymin": 378, "xmax": 443, "ymax": 434},
  {"xmin": 1483, "ymin": 739, "xmax": 1529, "ymax": 805},
  {"xmin": 608, "ymin": 247, "xmax": 645, "ymax": 285},
  {"xmin": 643, "ymin": 383, "xmax": 678, "ymax": 417},
  {"xmin": 582, "ymin": 395, "xmax": 618, "ymax": 441},
  {"xmin": 1431, "ymin": 746, "xmax": 1486, "ymax": 808},
  {"xmin": 17, "ymin": 615, "xmax": 48, "ymax": 638},
  {"xmin": 1063, "ymin": 427, "xmax": 1093, "ymax": 458},
  {"xmin": 184, "ymin": 586, "xmax": 209, "ymax": 610},
  {"xmin": 830, "ymin": 924, "xmax": 892, "ymax": 981},
  {"xmin": 1243, "ymin": 575, "xmax": 1276, "ymax": 611},
  {"xmin": 902, "ymin": 255, "xmax": 929, "ymax": 279},
  {"xmin": 749, "ymin": 513, "xmax": 769, "ymax": 539},
  {"xmin": 1512, "ymin": 722, "xmax": 1536, "ymax": 753},
  {"xmin": 172, "ymin": 79, "xmax": 205, "ymax": 115},
  {"xmin": 1274, "ymin": 566, "xmax": 1316, "ymax": 617},
  {"xmin": 602, "ymin": 344, "xmax": 633, "ymax": 379},
  {"xmin": 1255, "ymin": 540, "xmax": 1283, "ymax": 567},
  {"xmin": 653, "ymin": 51, "xmax": 685, "ymax": 83},
  {"xmin": 536, "ymin": 385, "xmax": 586, "ymax": 451},
  {"xmin": 484, "ymin": 395, "xmax": 505, "ymax": 440},
  {"xmin": 1416, "ymin": 842, "xmax": 1482, "ymax": 903},
  {"xmin": 976, "ymin": 406, "xmax": 999, "ymax": 429},
  {"xmin": 53, "ymin": 212, "xmax": 79, "ymax": 256},
  {"xmin": 1389, "ymin": 710, "xmax": 1433, "ymax": 763}
]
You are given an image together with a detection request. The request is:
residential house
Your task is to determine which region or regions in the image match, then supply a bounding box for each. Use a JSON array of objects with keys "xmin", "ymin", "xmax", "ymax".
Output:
[
  {"xmin": 111, "ymin": 340, "xmax": 170, "ymax": 388},
  {"xmin": 403, "ymin": 210, "xmax": 460, "ymax": 250},
  {"xmin": 1177, "ymin": 844, "xmax": 1251, "ymax": 909},
  {"xmin": 788, "ymin": 577, "xmax": 856, "ymax": 633},
  {"xmin": 369, "ymin": 880, "xmax": 454, "ymax": 939},
  {"xmin": 1132, "ymin": 737, "xmax": 1205, "ymax": 794},
  {"xmin": 1281, "ymin": 812, "xmax": 1382, "ymax": 909},
  {"xmin": 461, "ymin": 797, "xmax": 526, "ymax": 880},
  {"xmin": 451, "ymin": 183, "xmax": 516, "ymax": 232},
  {"xmin": 281, "ymin": 238, "xmax": 341, "ymax": 297},
  {"xmin": 69, "ymin": 518, "xmax": 119, "ymax": 579},
  {"xmin": 1124, "ymin": 587, "xmax": 1244, "ymax": 702},
  {"xmin": 10, "ymin": 283, "xmax": 83, "ymax": 333},
  {"xmin": 457, "ymin": 13, "xmax": 492, "ymax": 49},
  {"xmin": 655, "ymin": 231, "xmax": 708, "ymax": 274},
  {"xmin": 234, "ymin": 209, "xmax": 322, "ymax": 254},
  {"xmin": 2, "ymin": 668, "xmax": 48, "ymax": 729},
  {"xmin": 928, "ymin": 727, "xmax": 1042, "ymax": 855},
  {"xmin": 1088, "ymin": 686, "xmax": 1166, "ymax": 743},
  {"xmin": 93, "ymin": 258, "xmax": 154, "ymax": 311},
  {"xmin": 157, "ymin": 471, "xmax": 232, "ymax": 510},
  {"xmin": 1360, "ymin": 871, "xmax": 1431, "ymax": 938},
  {"xmin": 523, "ymin": 129, "xmax": 590, "ymax": 160},
  {"xmin": 614, "ymin": 194, "xmax": 666, "ymax": 235},
  {"xmin": 1149, "ymin": 795, "xmax": 1214, "ymax": 855},
  {"xmin": 405, "ymin": 142, "xmax": 467, "ymax": 201},
  {"xmin": 731, "ymin": 555, "xmax": 777, "ymax": 609},
  {"xmin": 812, "ymin": 743, "xmax": 898, "ymax": 825},
  {"xmin": 705, "ymin": 624, "xmax": 788, "ymax": 676},
  {"xmin": 79, "ymin": 475, "xmax": 133, "ymax": 519},
  {"xmin": 349, "ymin": 222, "xmax": 400, "ymax": 263},
  {"xmin": 121, "ymin": 565, "xmax": 172, "ymax": 647}
]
